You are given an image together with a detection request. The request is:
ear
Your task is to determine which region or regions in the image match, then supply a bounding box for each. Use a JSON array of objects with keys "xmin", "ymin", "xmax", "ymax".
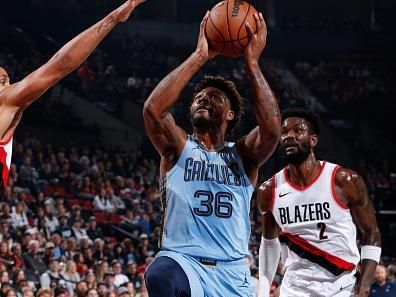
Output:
[
  {"xmin": 226, "ymin": 110, "xmax": 234, "ymax": 121},
  {"xmin": 310, "ymin": 134, "xmax": 319, "ymax": 148}
]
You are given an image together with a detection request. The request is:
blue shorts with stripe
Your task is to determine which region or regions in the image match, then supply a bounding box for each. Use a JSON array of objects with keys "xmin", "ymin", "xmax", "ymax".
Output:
[{"xmin": 145, "ymin": 250, "xmax": 254, "ymax": 297}]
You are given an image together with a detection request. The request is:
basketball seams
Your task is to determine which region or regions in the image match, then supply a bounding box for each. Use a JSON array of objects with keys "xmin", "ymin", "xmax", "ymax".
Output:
[
  {"xmin": 226, "ymin": 0, "xmax": 237, "ymax": 56},
  {"xmin": 236, "ymin": 3, "xmax": 251, "ymax": 48},
  {"xmin": 208, "ymin": 13, "xmax": 226, "ymax": 53},
  {"xmin": 208, "ymin": 36, "xmax": 250, "ymax": 43}
]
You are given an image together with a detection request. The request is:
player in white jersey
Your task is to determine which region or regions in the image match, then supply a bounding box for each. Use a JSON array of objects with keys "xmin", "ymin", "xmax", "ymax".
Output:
[
  {"xmin": 0, "ymin": 0, "xmax": 145, "ymax": 196},
  {"xmin": 257, "ymin": 109, "xmax": 381, "ymax": 297}
]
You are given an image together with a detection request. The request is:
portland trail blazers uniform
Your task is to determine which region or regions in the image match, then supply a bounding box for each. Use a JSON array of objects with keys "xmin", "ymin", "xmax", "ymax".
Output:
[
  {"xmin": 0, "ymin": 135, "xmax": 13, "ymax": 197},
  {"xmin": 271, "ymin": 161, "xmax": 360, "ymax": 297}
]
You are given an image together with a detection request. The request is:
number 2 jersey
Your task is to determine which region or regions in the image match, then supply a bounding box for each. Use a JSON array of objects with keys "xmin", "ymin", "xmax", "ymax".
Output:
[
  {"xmin": 271, "ymin": 161, "xmax": 360, "ymax": 276},
  {"xmin": 159, "ymin": 135, "xmax": 254, "ymax": 261}
]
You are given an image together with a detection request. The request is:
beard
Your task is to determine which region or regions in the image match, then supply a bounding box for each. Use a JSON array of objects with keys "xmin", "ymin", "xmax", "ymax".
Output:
[
  {"xmin": 191, "ymin": 113, "xmax": 211, "ymax": 133},
  {"xmin": 281, "ymin": 142, "xmax": 311, "ymax": 165}
]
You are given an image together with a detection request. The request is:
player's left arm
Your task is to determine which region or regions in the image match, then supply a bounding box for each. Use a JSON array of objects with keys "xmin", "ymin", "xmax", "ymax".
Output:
[
  {"xmin": 334, "ymin": 168, "xmax": 381, "ymax": 297},
  {"xmin": 237, "ymin": 13, "xmax": 281, "ymax": 184}
]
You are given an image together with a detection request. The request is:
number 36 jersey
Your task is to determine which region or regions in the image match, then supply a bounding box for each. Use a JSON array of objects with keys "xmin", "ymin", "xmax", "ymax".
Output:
[
  {"xmin": 271, "ymin": 161, "xmax": 360, "ymax": 276},
  {"xmin": 159, "ymin": 135, "xmax": 254, "ymax": 261}
]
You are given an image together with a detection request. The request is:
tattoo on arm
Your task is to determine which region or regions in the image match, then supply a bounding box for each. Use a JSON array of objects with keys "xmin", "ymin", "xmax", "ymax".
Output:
[
  {"xmin": 96, "ymin": 15, "xmax": 115, "ymax": 34},
  {"xmin": 252, "ymin": 71, "xmax": 280, "ymax": 119}
]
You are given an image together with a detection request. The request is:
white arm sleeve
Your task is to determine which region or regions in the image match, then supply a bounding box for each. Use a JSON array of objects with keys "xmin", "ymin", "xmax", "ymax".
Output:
[{"xmin": 258, "ymin": 236, "xmax": 281, "ymax": 297}]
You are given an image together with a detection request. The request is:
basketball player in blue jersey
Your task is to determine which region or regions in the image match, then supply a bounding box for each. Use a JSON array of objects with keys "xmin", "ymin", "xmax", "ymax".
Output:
[
  {"xmin": 143, "ymin": 12, "xmax": 281, "ymax": 297},
  {"xmin": 257, "ymin": 109, "xmax": 381, "ymax": 297},
  {"xmin": 0, "ymin": 0, "xmax": 145, "ymax": 196}
]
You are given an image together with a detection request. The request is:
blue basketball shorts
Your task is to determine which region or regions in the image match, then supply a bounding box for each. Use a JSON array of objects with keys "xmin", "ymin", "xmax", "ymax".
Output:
[{"xmin": 145, "ymin": 250, "xmax": 254, "ymax": 297}]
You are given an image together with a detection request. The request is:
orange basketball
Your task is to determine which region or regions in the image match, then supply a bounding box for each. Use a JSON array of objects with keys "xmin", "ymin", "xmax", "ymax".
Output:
[{"xmin": 205, "ymin": 0, "xmax": 260, "ymax": 57}]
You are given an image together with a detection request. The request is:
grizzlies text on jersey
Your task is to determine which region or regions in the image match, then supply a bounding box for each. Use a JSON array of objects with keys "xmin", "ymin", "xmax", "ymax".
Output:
[{"xmin": 159, "ymin": 135, "xmax": 254, "ymax": 260}]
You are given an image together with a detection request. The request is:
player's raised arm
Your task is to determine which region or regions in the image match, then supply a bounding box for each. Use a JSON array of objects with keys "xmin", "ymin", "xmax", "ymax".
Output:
[
  {"xmin": 143, "ymin": 12, "xmax": 217, "ymax": 158},
  {"xmin": 237, "ymin": 13, "xmax": 281, "ymax": 180},
  {"xmin": 334, "ymin": 168, "xmax": 381, "ymax": 297},
  {"xmin": 257, "ymin": 178, "xmax": 281, "ymax": 297},
  {"xmin": 0, "ymin": 0, "xmax": 145, "ymax": 111}
]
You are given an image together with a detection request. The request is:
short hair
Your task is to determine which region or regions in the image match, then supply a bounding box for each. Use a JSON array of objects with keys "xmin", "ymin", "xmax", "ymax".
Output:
[
  {"xmin": 281, "ymin": 108, "xmax": 320, "ymax": 135},
  {"xmin": 36, "ymin": 288, "xmax": 52, "ymax": 297},
  {"xmin": 193, "ymin": 76, "xmax": 244, "ymax": 137}
]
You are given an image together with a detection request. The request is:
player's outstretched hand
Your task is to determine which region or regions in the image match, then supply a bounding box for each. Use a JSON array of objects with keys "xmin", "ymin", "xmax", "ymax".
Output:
[
  {"xmin": 245, "ymin": 12, "xmax": 267, "ymax": 63},
  {"xmin": 195, "ymin": 11, "xmax": 218, "ymax": 61},
  {"xmin": 115, "ymin": 0, "xmax": 146, "ymax": 23}
]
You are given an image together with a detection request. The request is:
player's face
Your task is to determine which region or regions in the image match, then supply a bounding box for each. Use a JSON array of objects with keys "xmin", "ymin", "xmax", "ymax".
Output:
[
  {"xmin": 279, "ymin": 117, "xmax": 316, "ymax": 165},
  {"xmin": 190, "ymin": 87, "xmax": 233, "ymax": 132},
  {"xmin": 0, "ymin": 67, "xmax": 10, "ymax": 91}
]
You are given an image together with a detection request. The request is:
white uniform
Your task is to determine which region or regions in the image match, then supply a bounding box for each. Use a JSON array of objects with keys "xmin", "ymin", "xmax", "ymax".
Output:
[
  {"xmin": 271, "ymin": 161, "xmax": 360, "ymax": 297},
  {"xmin": 0, "ymin": 135, "xmax": 13, "ymax": 189}
]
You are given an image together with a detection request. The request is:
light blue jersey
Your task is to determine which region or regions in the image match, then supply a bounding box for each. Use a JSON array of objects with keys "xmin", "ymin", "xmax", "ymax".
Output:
[{"xmin": 159, "ymin": 135, "xmax": 254, "ymax": 261}]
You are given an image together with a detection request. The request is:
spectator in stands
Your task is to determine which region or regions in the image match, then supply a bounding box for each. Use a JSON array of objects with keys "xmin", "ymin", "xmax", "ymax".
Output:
[
  {"xmin": 94, "ymin": 260, "xmax": 109, "ymax": 284},
  {"xmin": 387, "ymin": 257, "xmax": 396, "ymax": 283},
  {"xmin": 53, "ymin": 287, "xmax": 68, "ymax": 297},
  {"xmin": 71, "ymin": 218, "xmax": 88, "ymax": 244},
  {"xmin": 23, "ymin": 240, "xmax": 47, "ymax": 283},
  {"xmin": 112, "ymin": 244, "xmax": 126, "ymax": 267},
  {"xmin": 106, "ymin": 188, "xmax": 125, "ymax": 212},
  {"xmin": 0, "ymin": 242, "xmax": 13, "ymax": 270},
  {"xmin": 84, "ymin": 270, "xmax": 96, "ymax": 289},
  {"xmin": 93, "ymin": 188, "xmax": 115, "ymax": 213},
  {"xmin": 75, "ymin": 280, "xmax": 88, "ymax": 297},
  {"xmin": 93, "ymin": 240, "xmax": 110, "ymax": 262},
  {"xmin": 97, "ymin": 283, "xmax": 108, "ymax": 297},
  {"xmin": 44, "ymin": 202, "xmax": 60, "ymax": 233},
  {"xmin": 68, "ymin": 206, "xmax": 82, "ymax": 226},
  {"xmin": 10, "ymin": 202, "xmax": 29, "ymax": 230},
  {"xmin": 111, "ymin": 260, "xmax": 128, "ymax": 287},
  {"xmin": 62, "ymin": 260, "xmax": 81, "ymax": 295},
  {"xmin": 104, "ymin": 271, "xmax": 117, "ymax": 293},
  {"xmin": 0, "ymin": 204, "xmax": 12, "ymax": 225},
  {"xmin": 40, "ymin": 259, "xmax": 62, "ymax": 289},
  {"xmin": 19, "ymin": 157, "xmax": 39, "ymax": 193},
  {"xmin": 4, "ymin": 288, "xmax": 17, "ymax": 297},
  {"xmin": 117, "ymin": 286, "xmax": 130, "ymax": 297},
  {"xmin": 82, "ymin": 248, "xmax": 95, "ymax": 269},
  {"xmin": 10, "ymin": 243, "xmax": 23, "ymax": 269},
  {"xmin": 0, "ymin": 270, "xmax": 10, "ymax": 284},
  {"xmin": 370, "ymin": 264, "xmax": 396, "ymax": 296},
  {"xmin": 0, "ymin": 221, "xmax": 13, "ymax": 242},
  {"xmin": 86, "ymin": 217, "xmax": 103, "ymax": 240},
  {"xmin": 36, "ymin": 288, "xmax": 52, "ymax": 297},
  {"xmin": 56, "ymin": 215, "xmax": 73, "ymax": 239},
  {"xmin": 86, "ymin": 288, "xmax": 99, "ymax": 297},
  {"xmin": 43, "ymin": 242, "xmax": 56, "ymax": 265},
  {"xmin": 73, "ymin": 253, "xmax": 88, "ymax": 276},
  {"xmin": 21, "ymin": 288, "xmax": 34, "ymax": 297}
]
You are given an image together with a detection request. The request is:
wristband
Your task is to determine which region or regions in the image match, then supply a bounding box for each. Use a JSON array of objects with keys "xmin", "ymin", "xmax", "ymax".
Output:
[{"xmin": 361, "ymin": 245, "xmax": 381, "ymax": 263}]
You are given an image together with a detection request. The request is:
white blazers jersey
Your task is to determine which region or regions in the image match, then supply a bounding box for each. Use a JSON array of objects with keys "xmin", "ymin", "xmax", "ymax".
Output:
[{"xmin": 271, "ymin": 161, "xmax": 360, "ymax": 277}]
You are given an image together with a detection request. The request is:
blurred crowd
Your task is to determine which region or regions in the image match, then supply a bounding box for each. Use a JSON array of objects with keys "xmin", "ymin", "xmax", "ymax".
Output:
[{"xmin": 1, "ymin": 12, "xmax": 396, "ymax": 297}]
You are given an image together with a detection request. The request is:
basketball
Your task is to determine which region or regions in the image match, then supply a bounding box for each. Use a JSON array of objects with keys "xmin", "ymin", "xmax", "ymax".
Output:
[{"xmin": 205, "ymin": 0, "xmax": 261, "ymax": 57}]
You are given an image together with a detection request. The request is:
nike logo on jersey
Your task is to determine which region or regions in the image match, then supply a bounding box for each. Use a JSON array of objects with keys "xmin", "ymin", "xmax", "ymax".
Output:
[
  {"xmin": 340, "ymin": 282, "xmax": 355, "ymax": 291},
  {"xmin": 279, "ymin": 192, "xmax": 291, "ymax": 198}
]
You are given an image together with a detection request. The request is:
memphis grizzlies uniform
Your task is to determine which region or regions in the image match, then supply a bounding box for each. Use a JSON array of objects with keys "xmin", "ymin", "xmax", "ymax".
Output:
[
  {"xmin": 272, "ymin": 161, "xmax": 360, "ymax": 297},
  {"xmin": 152, "ymin": 135, "xmax": 254, "ymax": 296}
]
